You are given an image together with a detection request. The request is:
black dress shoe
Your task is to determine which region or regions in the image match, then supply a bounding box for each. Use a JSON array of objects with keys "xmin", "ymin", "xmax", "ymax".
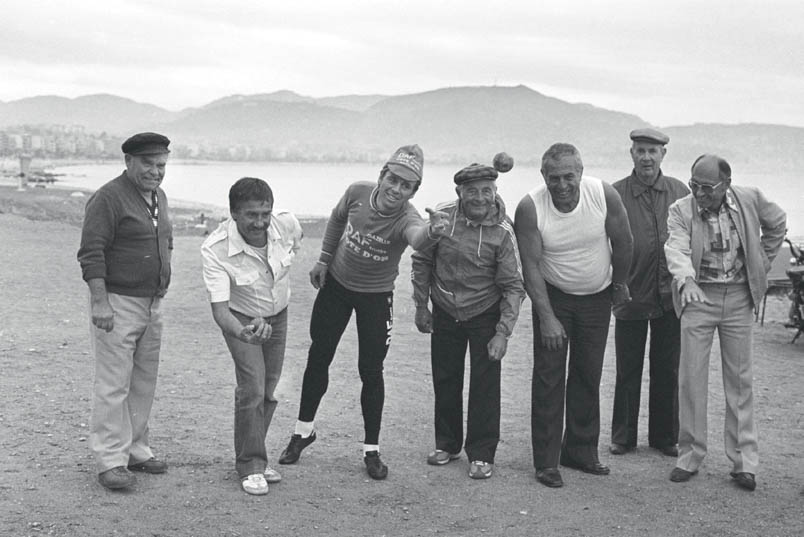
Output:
[
  {"xmin": 609, "ymin": 443, "xmax": 634, "ymax": 455},
  {"xmin": 364, "ymin": 451, "xmax": 388, "ymax": 480},
  {"xmin": 535, "ymin": 467, "xmax": 564, "ymax": 488},
  {"xmin": 730, "ymin": 472, "xmax": 756, "ymax": 491},
  {"xmin": 561, "ymin": 458, "xmax": 610, "ymax": 475},
  {"xmin": 278, "ymin": 432, "xmax": 317, "ymax": 465},
  {"xmin": 669, "ymin": 467, "xmax": 697, "ymax": 482},
  {"xmin": 98, "ymin": 466, "xmax": 136, "ymax": 489},
  {"xmin": 127, "ymin": 457, "xmax": 168, "ymax": 474},
  {"xmin": 652, "ymin": 445, "xmax": 679, "ymax": 457}
]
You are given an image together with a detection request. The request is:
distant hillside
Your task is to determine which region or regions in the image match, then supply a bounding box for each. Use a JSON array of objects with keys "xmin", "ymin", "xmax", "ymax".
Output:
[
  {"xmin": 662, "ymin": 123, "xmax": 804, "ymax": 171},
  {"xmin": 318, "ymin": 94, "xmax": 388, "ymax": 112},
  {"xmin": 0, "ymin": 94, "xmax": 175, "ymax": 134},
  {"xmin": 157, "ymin": 85, "xmax": 651, "ymax": 165},
  {"xmin": 164, "ymin": 99, "xmax": 364, "ymax": 157},
  {"xmin": 3, "ymin": 87, "xmax": 803, "ymax": 170},
  {"xmin": 356, "ymin": 85, "xmax": 649, "ymax": 165}
]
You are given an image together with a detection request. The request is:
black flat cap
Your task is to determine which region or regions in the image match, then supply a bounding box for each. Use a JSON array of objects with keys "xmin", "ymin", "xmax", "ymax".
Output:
[
  {"xmin": 121, "ymin": 132, "xmax": 171, "ymax": 155},
  {"xmin": 454, "ymin": 163, "xmax": 498, "ymax": 185},
  {"xmin": 630, "ymin": 128, "xmax": 669, "ymax": 145}
]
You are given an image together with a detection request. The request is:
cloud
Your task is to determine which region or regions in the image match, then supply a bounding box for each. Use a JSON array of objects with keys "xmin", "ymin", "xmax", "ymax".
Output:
[{"xmin": 1, "ymin": 0, "xmax": 802, "ymax": 125}]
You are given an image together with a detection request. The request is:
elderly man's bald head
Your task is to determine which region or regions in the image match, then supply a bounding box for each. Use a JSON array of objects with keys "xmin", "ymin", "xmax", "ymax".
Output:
[
  {"xmin": 690, "ymin": 154, "xmax": 732, "ymax": 210},
  {"xmin": 691, "ymin": 154, "xmax": 731, "ymax": 183}
]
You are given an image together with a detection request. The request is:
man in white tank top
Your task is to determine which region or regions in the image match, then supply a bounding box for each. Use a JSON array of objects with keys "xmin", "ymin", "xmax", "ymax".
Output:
[{"xmin": 514, "ymin": 143, "xmax": 633, "ymax": 488}]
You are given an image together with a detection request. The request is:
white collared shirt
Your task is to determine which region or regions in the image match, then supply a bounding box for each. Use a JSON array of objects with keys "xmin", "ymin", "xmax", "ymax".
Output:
[{"xmin": 201, "ymin": 210, "xmax": 303, "ymax": 317}]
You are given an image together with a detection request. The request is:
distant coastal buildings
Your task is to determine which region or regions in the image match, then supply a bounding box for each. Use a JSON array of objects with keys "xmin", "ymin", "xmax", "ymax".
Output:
[
  {"xmin": 0, "ymin": 124, "xmax": 378, "ymax": 164},
  {"xmin": 0, "ymin": 125, "xmax": 118, "ymax": 159}
]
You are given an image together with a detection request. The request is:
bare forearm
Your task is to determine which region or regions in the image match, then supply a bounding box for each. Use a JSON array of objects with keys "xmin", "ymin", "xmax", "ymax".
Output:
[
  {"xmin": 524, "ymin": 270, "xmax": 555, "ymax": 320},
  {"xmin": 211, "ymin": 303, "xmax": 245, "ymax": 339},
  {"xmin": 87, "ymin": 278, "xmax": 108, "ymax": 304}
]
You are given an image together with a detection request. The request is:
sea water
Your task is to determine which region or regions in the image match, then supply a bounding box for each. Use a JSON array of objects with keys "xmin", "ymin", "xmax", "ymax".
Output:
[{"xmin": 50, "ymin": 161, "xmax": 804, "ymax": 234}]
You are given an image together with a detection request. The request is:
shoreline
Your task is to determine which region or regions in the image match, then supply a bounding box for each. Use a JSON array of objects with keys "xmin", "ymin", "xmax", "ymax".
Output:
[{"xmin": 0, "ymin": 183, "xmax": 328, "ymax": 237}]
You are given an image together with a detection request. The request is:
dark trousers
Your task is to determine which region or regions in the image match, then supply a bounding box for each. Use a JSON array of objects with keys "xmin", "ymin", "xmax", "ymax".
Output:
[
  {"xmin": 224, "ymin": 308, "xmax": 288, "ymax": 478},
  {"xmin": 611, "ymin": 313, "xmax": 680, "ymax": 449},
  {"xmin": 531, "ymin": 284, "xmax": 611, "ymax": 469},
  {"xmin": 431, "ymin": 303, "xmax": 501, "ymax": 464},
  {"xmin": 297, "ymin": 274, "xmax": 393, "ymax": 445}
]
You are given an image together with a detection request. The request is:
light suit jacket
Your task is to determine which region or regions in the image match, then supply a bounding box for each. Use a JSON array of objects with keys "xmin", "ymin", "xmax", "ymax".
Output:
[{"xmin": 664, "ymin": 185, "xmax": 786, "ymax": 316}]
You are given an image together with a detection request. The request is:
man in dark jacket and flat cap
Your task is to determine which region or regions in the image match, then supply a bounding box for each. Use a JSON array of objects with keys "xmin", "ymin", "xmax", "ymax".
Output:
[
  {"xmin": 609, "ymin": 128, "xmax": 689, "ymax": 459},
  {"xmin": 412, "ymin": 155, "xmax": 524, "ymax": 480},
  {"xmin": 77, "ymin": 132, "xmax": 173, "ymax": 490}
]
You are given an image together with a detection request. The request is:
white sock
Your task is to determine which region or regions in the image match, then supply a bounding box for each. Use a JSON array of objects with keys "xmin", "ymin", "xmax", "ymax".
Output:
[
  {"xmin": 294, "ymin": 420, "xmax": 314, "ymax": 438},
  {"xmin": 363, "ymin": 444, "xmax": 379, "ymax": 455}
]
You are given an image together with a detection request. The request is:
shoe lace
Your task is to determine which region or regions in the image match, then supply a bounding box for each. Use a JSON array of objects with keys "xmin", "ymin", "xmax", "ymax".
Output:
[{"xmin": 245, "ymin": 474, "xmax": 266, "ymax": 485}]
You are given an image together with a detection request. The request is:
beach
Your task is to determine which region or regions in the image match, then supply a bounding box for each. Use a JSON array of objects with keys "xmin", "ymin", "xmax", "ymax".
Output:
[{"xmin": 1, "ymin": 185, "xmax": 802, "ymax": 536}]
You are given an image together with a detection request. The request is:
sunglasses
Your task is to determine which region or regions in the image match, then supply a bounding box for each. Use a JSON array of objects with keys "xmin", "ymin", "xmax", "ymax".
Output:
[{"xmin": 688, "ymin": 179, "xmax": 724, "ymax": 195}]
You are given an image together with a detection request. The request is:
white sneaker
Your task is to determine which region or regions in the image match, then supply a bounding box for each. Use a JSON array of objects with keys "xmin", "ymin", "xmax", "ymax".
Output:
[
  {"xmin": 264, "ymin": 465, "xmax": 282, "ymax": 483},
  {"xmin": 241, "ymin": 473, "xmax": 269, "ymax": 495}
]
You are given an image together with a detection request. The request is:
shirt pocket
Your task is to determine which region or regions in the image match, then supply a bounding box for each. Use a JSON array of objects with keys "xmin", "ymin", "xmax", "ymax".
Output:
[
  {"xmin": 274, "ymin": 252, "xmax": 294, "ymax": 280},
  {"xmin": 234, "ymin": 270, "xmax": 260, "ymax": 287}
]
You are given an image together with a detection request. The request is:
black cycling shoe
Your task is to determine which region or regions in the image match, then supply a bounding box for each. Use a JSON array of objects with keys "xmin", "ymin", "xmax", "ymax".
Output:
[
  {"xmin": 363, "ymin": 451, "xmax": 388, "ymax": 480},
  {"xmin": 278, "ymin": 432, "xmax": 317, "ymax": 465}
]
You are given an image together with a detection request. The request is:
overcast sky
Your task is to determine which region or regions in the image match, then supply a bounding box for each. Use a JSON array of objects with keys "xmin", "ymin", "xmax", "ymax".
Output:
[{"xmin": 2, "ymin": 0, "xmax": 802, "ymax": 127}]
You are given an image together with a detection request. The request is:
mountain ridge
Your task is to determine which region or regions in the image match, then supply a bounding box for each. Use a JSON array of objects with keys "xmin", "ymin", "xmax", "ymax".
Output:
[{"xmin": 2, "ymin": 86, "xmax": 801, "ymax": 169}]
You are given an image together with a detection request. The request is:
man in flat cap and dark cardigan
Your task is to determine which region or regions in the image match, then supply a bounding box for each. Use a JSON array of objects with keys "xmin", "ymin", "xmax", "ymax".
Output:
[
  {"xmin": 78, "ymin": 132, "xmax": 173, "ymax": 490},
  {"xmin": 278, "ymin": 145, "xmax": 449, "ymax": 480},
  {"xmin": 411, "ymin": 155, "xmax": 524, "ymax": 480},
  {"xmin": 609, "ymin": 129, "xmax": 689, "ymax": 459}
]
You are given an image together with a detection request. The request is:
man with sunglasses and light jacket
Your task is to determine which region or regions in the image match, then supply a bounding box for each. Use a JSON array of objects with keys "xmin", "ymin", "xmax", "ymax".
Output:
[{"xmin": 665, "ymin": 154, "xmax": 785, "ymax": 492}]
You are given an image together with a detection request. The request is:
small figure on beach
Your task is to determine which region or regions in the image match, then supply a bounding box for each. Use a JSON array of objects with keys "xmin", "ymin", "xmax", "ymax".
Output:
[
  {"xmin": 666, "ymin": 154, "xmax": 786, "ymax": 492},
  {"xmin": 411, "ymin": 156, "xmax": 525, "ymax": 480},
  {"xmin": 609, "ymin": 129, "xmax": 689, "ymax": 459},
  {"xmin": 76, "ymin": 132, "xmax": 173, "ymax": 490},
  {"xmin": 514, "ymin": 143, "xmax": 633, "ymax": 488},
  {"xmin": 277, "ymin": 144, "xmax": 449, "ymax": 480},
  {"xmin": 200, "ymin": 177, "xmax": 303, "ymax": 495}
]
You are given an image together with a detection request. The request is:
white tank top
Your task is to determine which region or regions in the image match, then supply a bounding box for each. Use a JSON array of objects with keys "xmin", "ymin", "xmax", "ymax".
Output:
[{"xmin": 528, "ymin": 175, "xmax": 612, "ymax": 295}]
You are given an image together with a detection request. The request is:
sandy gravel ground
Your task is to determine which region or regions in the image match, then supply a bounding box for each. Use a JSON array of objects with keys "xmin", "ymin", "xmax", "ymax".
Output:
[{"xmin": 0, "ymin": 187, "xmax": 802, "ymax": 536}]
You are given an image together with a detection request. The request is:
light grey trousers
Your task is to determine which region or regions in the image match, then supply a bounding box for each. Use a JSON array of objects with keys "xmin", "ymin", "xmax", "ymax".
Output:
[
  {"xmin": 677, "ymin": 282, "xmax": 758, "ymax": 475},
  {"xmin": 89, "ymin": 293, "xmax": 162, "ymax": 472}
]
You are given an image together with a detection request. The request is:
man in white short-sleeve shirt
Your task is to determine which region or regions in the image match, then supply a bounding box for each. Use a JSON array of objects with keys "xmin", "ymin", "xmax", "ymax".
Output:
[{"xmin": 201, "ymin": 177, "xmax": 302, "ymax": 495}]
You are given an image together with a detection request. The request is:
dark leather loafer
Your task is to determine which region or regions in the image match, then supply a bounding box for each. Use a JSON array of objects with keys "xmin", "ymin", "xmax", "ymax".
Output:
[
  {"xmin": 561, "ymin": 458, "xmax": 610, "ymax": 475},
  {"xmin": 127, "ymin": 458, "xmax": 167, "ymax": 474},
  {"xmin": 535, "ymin": 467, "xmax": 564, "ymax": 488},
  {"xmin": 609, "ymin": 443, "xmax": 634, "ymax": 455},
  {"xmin": 730, "ymin": 472, "xmax": 756, "ymax": 491},
  {"xmin": 669, "ymin": 467, "xmax": 697, "ymax": 482},
  {"xmin": 364, "ymin": 451, "xmax": 388, "ymax": 480},
  {"xmin": 278, "ymin": 432, "xmax": 317, "ymax": 465},
  {"xmin": 652, "ymin": 444, "xmax": 679, "ymax": 457},
  {"xmin": 99, "ymin": 466, "xmax": 136, "ymax": 489}
]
